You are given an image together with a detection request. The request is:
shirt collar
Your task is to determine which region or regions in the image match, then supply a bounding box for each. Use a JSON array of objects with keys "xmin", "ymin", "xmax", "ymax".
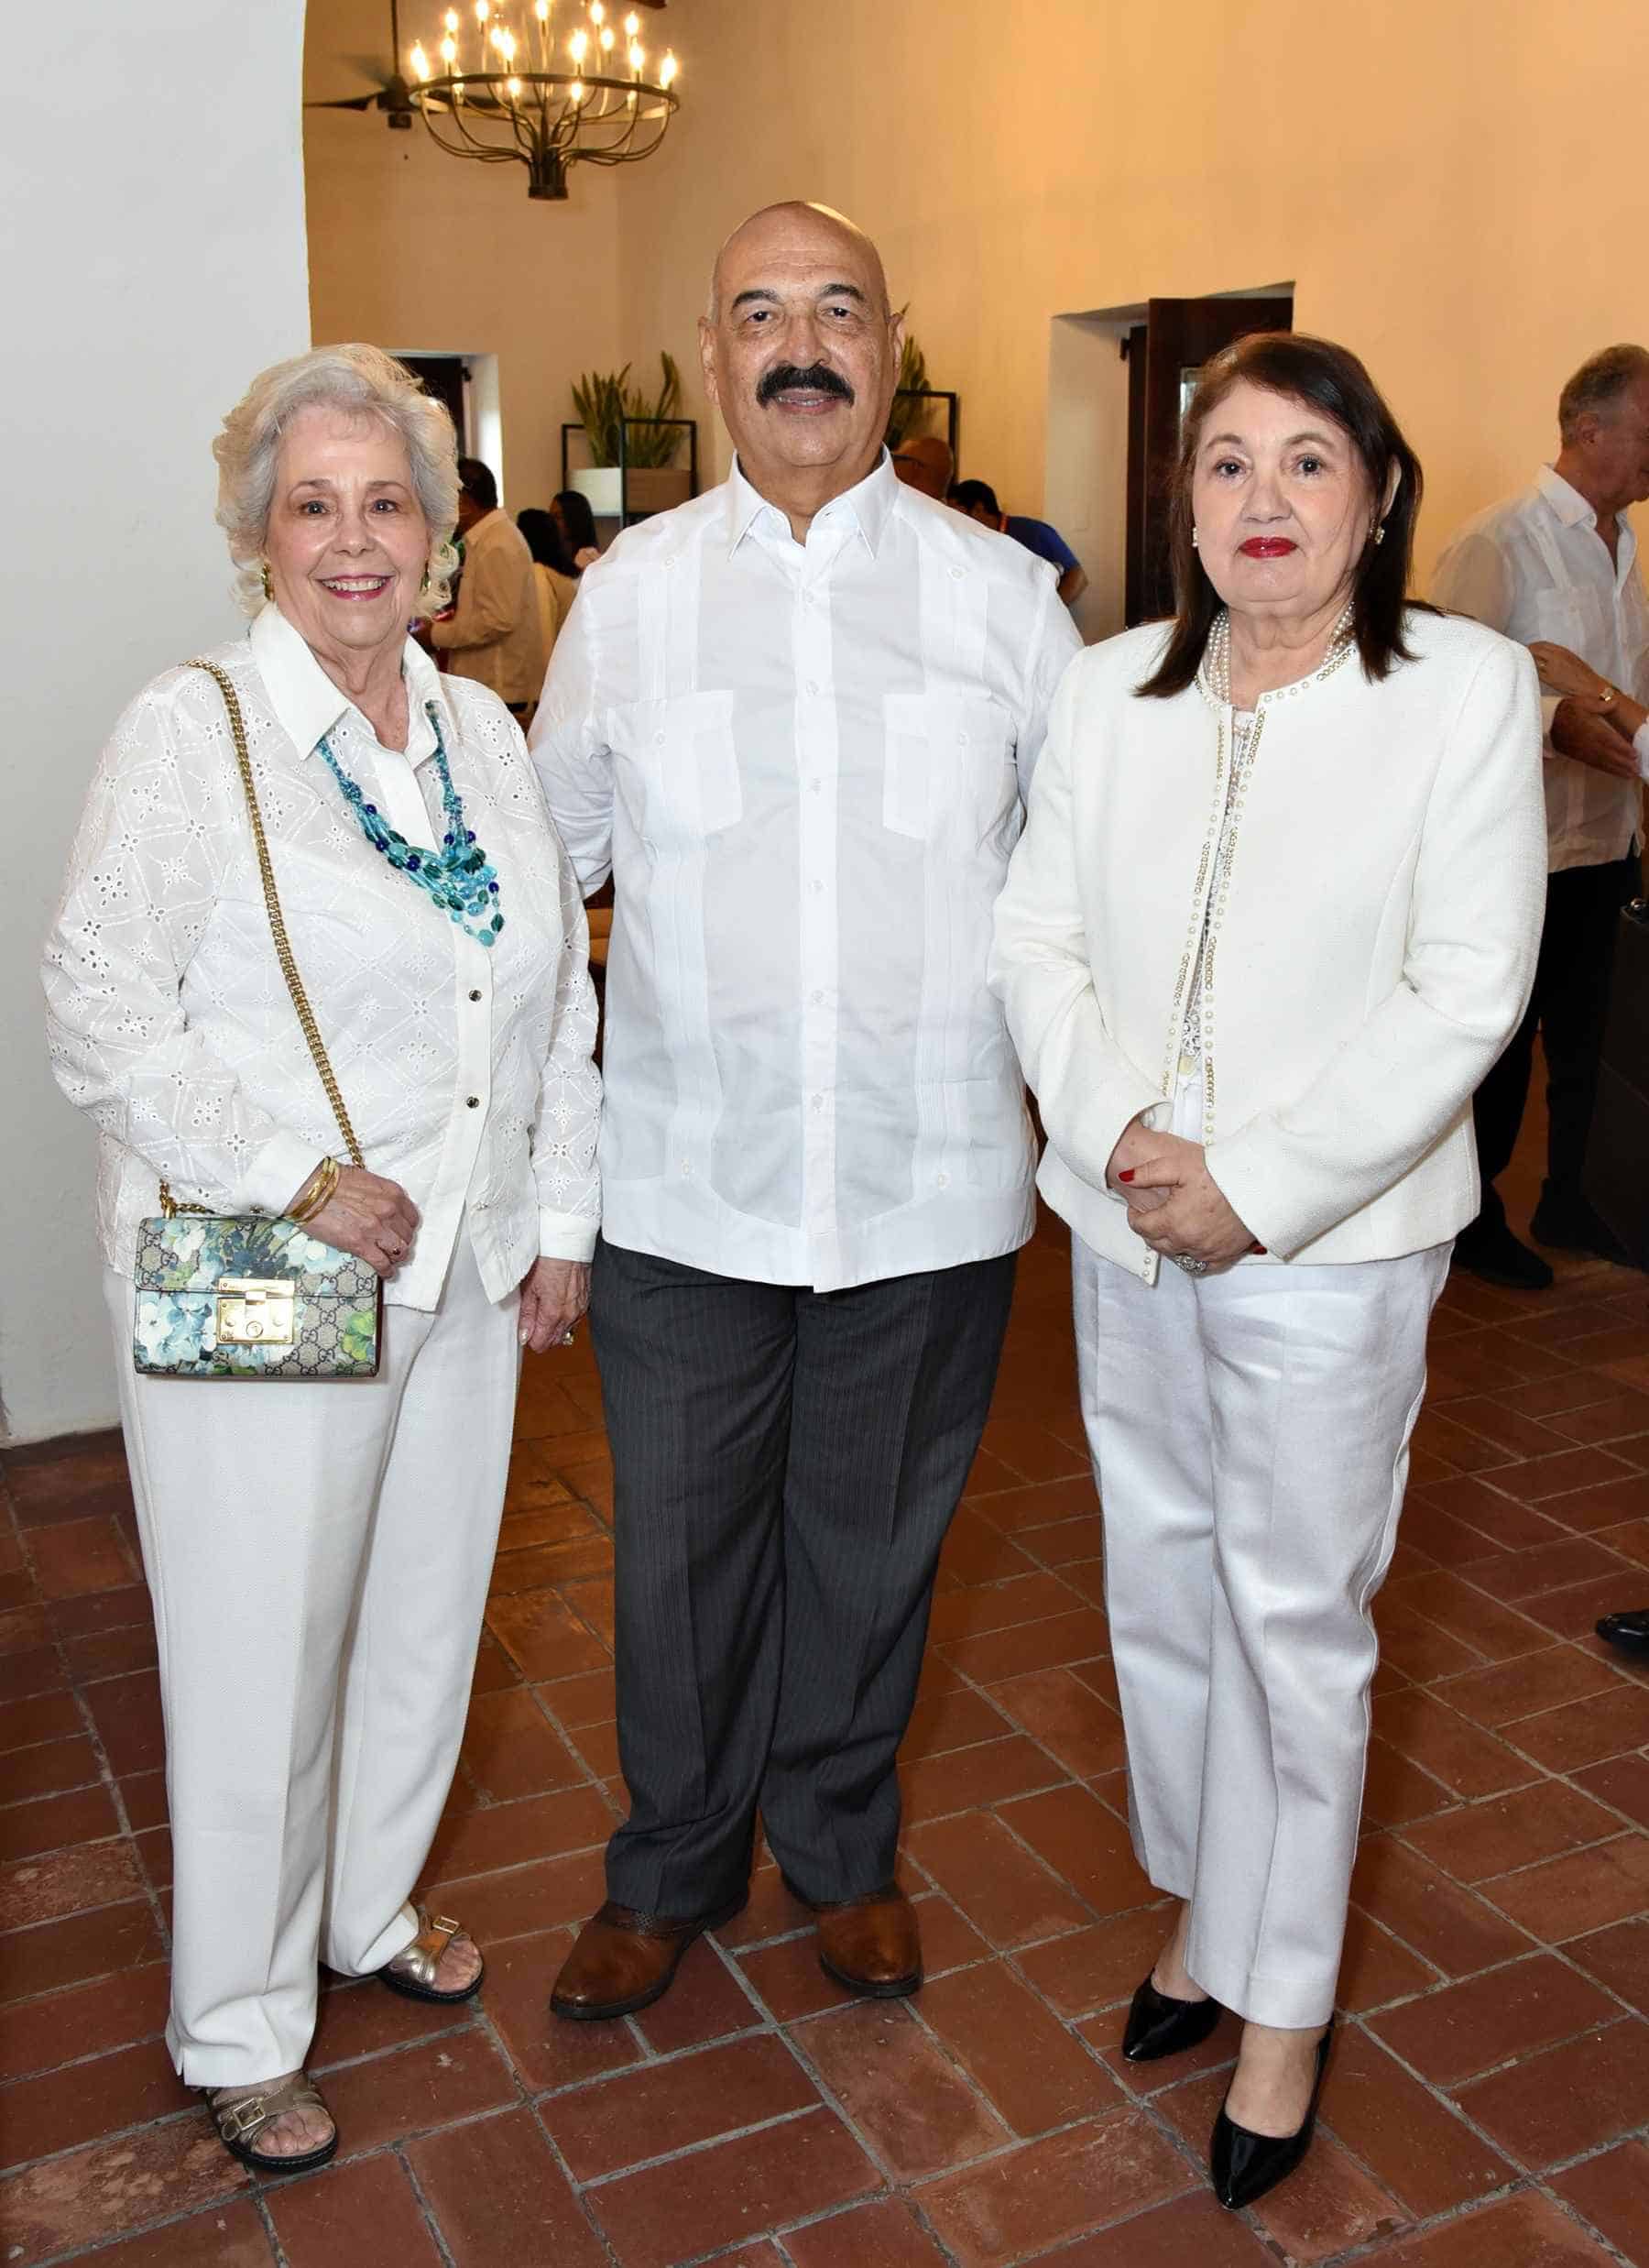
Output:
[
  {"xmin": 248, "ymin": 601, "xmax": 447, "ymax": 763},
  {"xmin": 1537, "ymin": 465, "xmax": 1600, "ymax": 530},
  {"xmin": 725, "ymin": 449, "xmax": 899, "ymax": 560}
]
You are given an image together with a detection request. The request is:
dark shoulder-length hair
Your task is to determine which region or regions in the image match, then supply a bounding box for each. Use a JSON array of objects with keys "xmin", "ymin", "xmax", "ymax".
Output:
[
  {"xmin": 553, "ymin": 487, "xmax": 600, "ymax": 564},
  {"xmin": 1137, "ymin": 331, "xmax": 1425, "ymax": 699},
  {"xmin": 518, "ymin": 506, "xmax": 576, "ymax": 575}
]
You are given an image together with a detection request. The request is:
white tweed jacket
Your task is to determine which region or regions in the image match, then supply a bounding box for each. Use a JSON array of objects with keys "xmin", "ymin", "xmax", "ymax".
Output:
[{"xmin": 989, "ymin": 608, "xmax": 1547, "ymax": 1279}]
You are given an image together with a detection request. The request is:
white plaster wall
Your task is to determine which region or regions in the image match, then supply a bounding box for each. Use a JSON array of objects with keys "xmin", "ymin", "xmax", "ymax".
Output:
[{"xmin": 0, "ymin": 0, "xmax": 311, "ymax": 1441}]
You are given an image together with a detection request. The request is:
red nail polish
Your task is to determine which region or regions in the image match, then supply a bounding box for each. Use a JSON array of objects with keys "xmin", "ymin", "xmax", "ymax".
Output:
[
  {"xmin": 1118, "ymin": 1168, "xmax": 1135, "ymax": 1183},
  {"xmin": 1250, "ymin": 1242, "xmax": 1267, "ymax": 1255}
]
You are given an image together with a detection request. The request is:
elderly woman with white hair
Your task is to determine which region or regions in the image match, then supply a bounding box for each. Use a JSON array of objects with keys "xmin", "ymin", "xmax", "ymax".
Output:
[{"xmin": 43, "ymin": 345, "xmax": 600, "ymax": 2173}]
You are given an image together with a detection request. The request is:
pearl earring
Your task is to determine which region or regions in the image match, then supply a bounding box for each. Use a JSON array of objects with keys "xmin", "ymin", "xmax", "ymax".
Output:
[{"xmin": 1191, "ymin": 527, "xmax": 1200, "ymax": 550}]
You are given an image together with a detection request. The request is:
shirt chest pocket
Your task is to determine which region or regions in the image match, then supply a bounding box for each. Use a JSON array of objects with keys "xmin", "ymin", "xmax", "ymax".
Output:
[
  {"xmin": 1530, "ymin": 586, "xmax": 1604, "ymax": 648},
  {"xmin": 882, "ymin": 690, "xmax": 1018, "ymax": 844},
  {"xmin": 627, "ymin": 690, "xmax": 741, "ymax": 842}
]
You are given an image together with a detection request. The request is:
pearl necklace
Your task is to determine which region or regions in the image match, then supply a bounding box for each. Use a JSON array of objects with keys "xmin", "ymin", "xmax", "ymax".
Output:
[{"xmin": 1205, "ymin": 601, "xmax": 1356, "ymax": 706}]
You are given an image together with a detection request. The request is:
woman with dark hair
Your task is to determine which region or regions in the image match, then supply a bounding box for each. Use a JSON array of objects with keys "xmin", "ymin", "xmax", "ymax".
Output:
[
  {"xmin": 551, "ymin": 488, "xmax": 602, "ymax": 572},
  {"xmin": 518, "ymin": 506, "xmax": 581, "ymax": 669},
  {"xmin": 990, "ymin": 334, "xmax": 1545, "ymax": 2208}
]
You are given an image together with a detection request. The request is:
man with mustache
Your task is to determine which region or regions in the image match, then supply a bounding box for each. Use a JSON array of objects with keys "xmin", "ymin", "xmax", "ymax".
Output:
[{"xmin": 530, "ymin": 201, "xmax": 1080, "ymax": 2017}]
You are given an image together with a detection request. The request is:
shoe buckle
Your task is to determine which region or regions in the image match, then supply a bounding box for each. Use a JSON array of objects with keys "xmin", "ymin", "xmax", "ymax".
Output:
[{"xmin": 221, "ymin": 2095, "xmax": 267, "ymax": 2142}]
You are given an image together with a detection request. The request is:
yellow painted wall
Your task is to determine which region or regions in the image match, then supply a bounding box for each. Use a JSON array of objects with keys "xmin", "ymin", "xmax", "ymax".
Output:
[
  {"xmin": 303, "ymin": 0, "xmax": 625, "ymax": 510},
  {"xmin": 307, "ymin": 0, "xmax": 1649, "ymax": 579}
]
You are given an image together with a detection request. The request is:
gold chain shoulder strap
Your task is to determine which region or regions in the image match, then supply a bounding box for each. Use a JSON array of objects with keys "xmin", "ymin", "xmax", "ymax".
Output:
[{"xmin": 158, "ymin": 660, "xmax": 366, "ymax": 1216}]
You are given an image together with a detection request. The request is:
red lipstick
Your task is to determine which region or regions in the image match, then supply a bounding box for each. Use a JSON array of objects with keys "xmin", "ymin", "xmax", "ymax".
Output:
[{"xmin": 1238, "ymin": 538, "xmax": 1297, "ymax": 558}]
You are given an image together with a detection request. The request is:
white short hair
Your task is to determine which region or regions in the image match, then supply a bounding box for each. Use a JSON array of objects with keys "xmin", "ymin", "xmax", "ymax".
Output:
[{"xmin": 213, "ymin": 344, "xmax": 461, "ymax": 616}]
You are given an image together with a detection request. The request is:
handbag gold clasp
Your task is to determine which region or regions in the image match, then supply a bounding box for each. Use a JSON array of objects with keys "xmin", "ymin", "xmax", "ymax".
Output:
[{"xmin": 214, "ymin": 1278, "xmax": 296, "ymax": 1346}]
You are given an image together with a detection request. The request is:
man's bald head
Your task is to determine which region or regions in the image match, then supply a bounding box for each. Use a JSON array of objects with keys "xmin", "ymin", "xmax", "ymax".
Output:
[
  {"xmin": 892, "ymin": 433, "xmax": 953, "ymax": 500},
  {"xmin": 698, "ymin": 198, "xmax": 904, "ymax": 530},
  {"xmin": 706, "ymin": 201, "xmax": 890, "ymax": 326}
]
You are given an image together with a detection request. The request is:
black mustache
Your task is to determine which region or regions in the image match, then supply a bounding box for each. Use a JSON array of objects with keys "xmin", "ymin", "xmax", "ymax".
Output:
[{"xmin": 756, "ymin": 361, "xmax": 856, "ymax": 408}]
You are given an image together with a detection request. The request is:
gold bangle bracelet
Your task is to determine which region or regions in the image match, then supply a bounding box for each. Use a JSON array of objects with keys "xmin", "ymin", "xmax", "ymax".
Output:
[{"xmin": 289, "ymin": 1156, "xmax": 341, "ymax": 1224}]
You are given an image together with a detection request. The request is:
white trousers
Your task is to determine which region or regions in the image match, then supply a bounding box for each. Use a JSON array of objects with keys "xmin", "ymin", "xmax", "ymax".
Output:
[
  {"xmin": 107, "ymin": 1232, "xmax": 519, "ymax": 2083},
  {"xmin": 1074, "ymin": 1142, "xmax": 1448, "ymax": 2027}
]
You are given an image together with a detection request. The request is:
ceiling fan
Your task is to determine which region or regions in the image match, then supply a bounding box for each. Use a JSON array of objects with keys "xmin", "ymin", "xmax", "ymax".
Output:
[{"xmin": 305, "ymin": 0, "xmax": 670, "ymax": 127}]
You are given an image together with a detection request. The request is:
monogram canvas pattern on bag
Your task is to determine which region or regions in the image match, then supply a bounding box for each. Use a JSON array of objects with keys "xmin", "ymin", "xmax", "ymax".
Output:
[{"xmin": 133, "ymin": 1215, "xmax": 380, "ymax": 1379}]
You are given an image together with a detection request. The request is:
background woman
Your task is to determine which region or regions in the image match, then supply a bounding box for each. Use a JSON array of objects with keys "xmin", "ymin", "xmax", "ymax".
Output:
[
  {"xmin": 518, "ymin": 504, "xmax": 582, "ymax": 673},
  {"xmin": 551, "ymin": 486, "xmax": 602, "ymax": 571},
  {"xmin": 990, "ymin": 334, "xmax": 1545, "ymax": 2208},
  {"xmin": 44, "ymin": 345, "xmax": 600, "ymax": 2174}
]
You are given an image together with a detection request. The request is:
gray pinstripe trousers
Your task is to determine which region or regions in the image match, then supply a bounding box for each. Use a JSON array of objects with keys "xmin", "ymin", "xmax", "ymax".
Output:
[{"xmin": 591, "ymin": 1235, "xmax": 1018, "ymax": 1914}]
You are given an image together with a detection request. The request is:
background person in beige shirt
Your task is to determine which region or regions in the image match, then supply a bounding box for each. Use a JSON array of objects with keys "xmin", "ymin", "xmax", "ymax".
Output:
[{"xmin": 430, "ymin": 456, "xmax": 545, "ymax": 712}]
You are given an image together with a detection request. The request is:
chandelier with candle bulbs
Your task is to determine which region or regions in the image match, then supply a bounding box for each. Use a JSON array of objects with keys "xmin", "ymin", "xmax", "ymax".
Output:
[{"xmin": 405, "ymin": 0, "xmax": 682, "ymax": 202}]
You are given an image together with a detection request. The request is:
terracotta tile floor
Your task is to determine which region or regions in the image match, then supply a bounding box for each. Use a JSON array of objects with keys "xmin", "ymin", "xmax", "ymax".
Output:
[{"xmin": 3, "ymin": 1158, "xmax": 1648, "ymax": 2263}]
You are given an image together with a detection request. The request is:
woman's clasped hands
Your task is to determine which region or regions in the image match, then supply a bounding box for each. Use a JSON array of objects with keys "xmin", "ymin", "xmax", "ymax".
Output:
[{"xmin": 1106, "ymin": 1118, "xmax": 1261, "ymax": 1274}]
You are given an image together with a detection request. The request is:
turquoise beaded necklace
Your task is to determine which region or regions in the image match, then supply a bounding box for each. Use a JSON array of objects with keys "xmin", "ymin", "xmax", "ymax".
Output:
[{"xmin": 318, "ymin": 702, "xmax": 505, "ymax": 948}]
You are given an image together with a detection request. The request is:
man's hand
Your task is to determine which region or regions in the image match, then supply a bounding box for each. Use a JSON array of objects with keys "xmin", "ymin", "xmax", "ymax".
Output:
[{"xmin": 1551, "ymin": 696, "xmax": 1640, "ymax": 781}]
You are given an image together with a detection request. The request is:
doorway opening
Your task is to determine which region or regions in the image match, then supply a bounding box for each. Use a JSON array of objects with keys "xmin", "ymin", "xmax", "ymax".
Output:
[
  {"xmin": 391, "ymin": 351, "xmax": 504, "ymax": 495},
  {"xmin": 1045, "ymin": 286, "xmax": 1294, "ymax": 641}
]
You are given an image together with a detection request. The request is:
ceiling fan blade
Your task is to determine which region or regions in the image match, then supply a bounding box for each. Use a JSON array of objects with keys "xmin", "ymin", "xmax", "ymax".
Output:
[{"xmin": 305, "ymin": 93, "xmax": 382, "ymax": 109}]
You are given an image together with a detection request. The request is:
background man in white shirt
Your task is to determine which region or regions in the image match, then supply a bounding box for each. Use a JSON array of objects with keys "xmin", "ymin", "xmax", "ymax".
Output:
[
  {"xmin": 531, "ymin": 202, "xmax": 1079, "ymax": 2018},
  {"xmin": 429, "ymin": 456, "xmax": 545, "ymax": 714},
  {"xmin": 1432, "ymin": 345, "xmax": 1649, "ymax": 1287}
]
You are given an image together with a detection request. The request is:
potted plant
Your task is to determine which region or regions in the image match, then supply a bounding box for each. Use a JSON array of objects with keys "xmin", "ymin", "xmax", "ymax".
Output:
[
  {"xmin": 570, "ymin": 354, "xmax": 690, "ymax": 517},
  {"xmin": 884, "ymin": 321, "xmax": 933, "ymax": 454}
]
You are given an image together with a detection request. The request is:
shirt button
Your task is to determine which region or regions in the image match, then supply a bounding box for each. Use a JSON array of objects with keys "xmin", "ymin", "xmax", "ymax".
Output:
[
  {"xmin": 809, "ymin": 777, "xmax": 823, "ymax": 793},
  {"xmin": 949, "ymin": 565, "xmax": 964, "ymax": 582},
  {"xmin": 806, "ymin": 681, "xmax": 821, "ymax": 696},
  {"xmin": 811, "ymin": 1094, "xmax": 824, "ymax": 1112},
  {"xmin": 811, "ymin": 990, "xmax": 824, "ymax": 1004},
  {"xmin": 654, "ymin": 731, "xmax": 665, "ymax": 747},
  {"xmin": 465, "ymin": 1095, "xmax": 481, "ymax": 1109},
  {"xmin": 937, "ymin": 1170, "xmax": 951, "ymax": 1189},
  {"xmin": 468, "ymin": 989, "xmax": 483, "ymax": 1003},
  {"xmin": 810, "ymin": 880, "xmax": 824, "ymax": 895}
]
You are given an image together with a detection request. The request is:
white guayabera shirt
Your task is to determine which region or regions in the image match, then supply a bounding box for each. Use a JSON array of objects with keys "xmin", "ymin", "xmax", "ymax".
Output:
[
  {"xmin": 1431, "ymin": 465, "xmax": 1649, "ymax": 871},
  {"xmin": 46, "ymin": 603, "xmax": 601, "ymax": 1309},
  {"xmin": 530, "ymin": 453, "xmax": 1081, "ymax": 1292}
]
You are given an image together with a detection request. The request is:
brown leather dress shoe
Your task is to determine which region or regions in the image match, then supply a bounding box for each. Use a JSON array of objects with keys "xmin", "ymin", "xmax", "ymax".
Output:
[
  {"xmin": 551, "ymin": 1895, "xmax": 747, "ymax": 2021},
  {"xmin": 813, "ymin": 1885, "xmax": 923, "ymax": 1999}
]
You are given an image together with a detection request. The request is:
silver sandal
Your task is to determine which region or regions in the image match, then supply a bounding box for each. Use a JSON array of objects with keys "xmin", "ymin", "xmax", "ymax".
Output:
[
  {"xmin": 203, "ymin": 2070, "xmax": 338, "ymax": 2175},
  {"xmin": 377, "ymin": 1903, "xmax": 486, "ymax": 2004}
]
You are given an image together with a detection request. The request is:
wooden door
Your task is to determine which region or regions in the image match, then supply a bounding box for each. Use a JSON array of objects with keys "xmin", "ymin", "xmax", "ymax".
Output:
[
  {"xmin": 399, "ymin": 356, "xmax": 469, "ymax": 452},
  {"xmin": 1125, "ymin": 295, "xmax": 1293, "ymax": 625}
]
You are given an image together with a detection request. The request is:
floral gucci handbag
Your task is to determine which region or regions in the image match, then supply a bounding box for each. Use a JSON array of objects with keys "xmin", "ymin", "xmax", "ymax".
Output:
[{"xmin": 132, "ymin": 660, "xmax": 383, "ymax": 1382}]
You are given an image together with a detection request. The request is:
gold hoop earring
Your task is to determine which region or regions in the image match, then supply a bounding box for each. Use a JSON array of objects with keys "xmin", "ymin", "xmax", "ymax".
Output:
[{"xmin": 260, "ymin": 561, "xmax": 274, "ymax": 601}]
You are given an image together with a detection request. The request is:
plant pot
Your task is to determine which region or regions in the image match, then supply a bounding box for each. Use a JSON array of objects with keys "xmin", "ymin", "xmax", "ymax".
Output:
[
  {"xmin": 571, "ymin": 466, "xmax": 623, "ymax": 519},
  {"xmin": 623, "ymin": 466, "xmax": 693, "ymax": 516}
]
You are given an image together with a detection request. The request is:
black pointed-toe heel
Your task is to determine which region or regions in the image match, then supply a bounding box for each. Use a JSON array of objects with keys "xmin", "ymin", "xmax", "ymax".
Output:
[
  {"xmin": 1121, "ymin": 1973, "xmax": 1222, "ymax": 2063},
  {"xmin": 1211, "ymin": 2020, "xmax": 1334, "ymax": 2210}
]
